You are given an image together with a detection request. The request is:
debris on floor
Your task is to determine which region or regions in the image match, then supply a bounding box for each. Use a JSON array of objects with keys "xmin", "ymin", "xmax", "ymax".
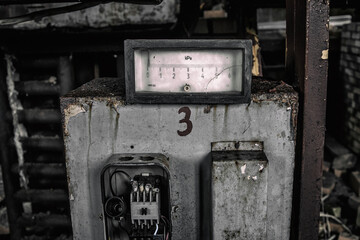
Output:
[{"xmin": 320, "ymin": 136, "xmax": 360, "ymax": 239}]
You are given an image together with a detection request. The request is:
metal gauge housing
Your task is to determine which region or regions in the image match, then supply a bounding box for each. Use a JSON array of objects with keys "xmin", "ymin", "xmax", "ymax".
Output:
[{"xmin": 124, "ymin": 39, "xmax": 252, "ymax": 104}]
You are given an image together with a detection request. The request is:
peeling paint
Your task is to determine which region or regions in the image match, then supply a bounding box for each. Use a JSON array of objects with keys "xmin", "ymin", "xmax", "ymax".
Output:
[
  {"xmin": 247, "ymin": 28, "xmax": 262, "ymax": 76},
  {"xmin": 5, "ymin": 55, "xmax": 29, "ymax": 190},
  {"xmin": 241, "ymin": 164, "xmax": 246, "ymax": 174},
  {"xmin": 259, "ymin": 164, "xmax": 264, "ymax": 172},
  {"xmin": 321, "ymin": 49, "xmax": 329, "ymax": 60},
  {"xmin": 63, "ymin": 104, "xmax": 86, "ymax": 136}
]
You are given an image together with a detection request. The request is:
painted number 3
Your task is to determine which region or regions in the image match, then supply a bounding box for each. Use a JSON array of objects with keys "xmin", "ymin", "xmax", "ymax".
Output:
[{"xmin": 177, "ymin": 107, "xmax": 193, "ymax": 136}]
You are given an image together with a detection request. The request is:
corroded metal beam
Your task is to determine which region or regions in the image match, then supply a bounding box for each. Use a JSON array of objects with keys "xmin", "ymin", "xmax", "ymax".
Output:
[{"xmin": 287, "ymin": 0, "xmax": 329, "ymax": 239}]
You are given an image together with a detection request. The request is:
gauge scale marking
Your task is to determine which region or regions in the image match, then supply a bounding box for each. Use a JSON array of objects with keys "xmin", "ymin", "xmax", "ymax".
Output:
[
  {"xmin": 134, "ymin": 49, "xmax": 243, "ymax": 93},
  {"xmin": 125, "ymin": 39, "xmax": 252, "ymax": 104}
]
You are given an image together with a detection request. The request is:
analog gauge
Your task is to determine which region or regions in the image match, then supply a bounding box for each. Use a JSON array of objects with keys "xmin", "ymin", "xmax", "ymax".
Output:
[
  {"xmin": 134, "ymin": 49, "xmax": 243, "ymax": 93},
  {"xmin": 125, "ymin": 39, "xmax": 252, "ymax": 104}
]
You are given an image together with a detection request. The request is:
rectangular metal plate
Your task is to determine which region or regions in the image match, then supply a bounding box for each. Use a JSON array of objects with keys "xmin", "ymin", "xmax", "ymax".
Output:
[{"xmin": 211, "ymin": 150, "xmax": 268, "ymax": 239}]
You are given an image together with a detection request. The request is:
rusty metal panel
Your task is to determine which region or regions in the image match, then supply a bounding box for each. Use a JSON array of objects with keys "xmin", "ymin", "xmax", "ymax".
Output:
[{"xmin": 211, "ymin": 149, "xmax": 268, "ymax": 240}]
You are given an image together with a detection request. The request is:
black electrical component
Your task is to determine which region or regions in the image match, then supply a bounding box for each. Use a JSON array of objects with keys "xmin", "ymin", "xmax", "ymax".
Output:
[
  {"xmin": 101, "ymin": 154, "xmax": 171, "ymax": 240},
  {"xmin": 105, "ymin": 197, "xmax": 127, "ymax": 218}
]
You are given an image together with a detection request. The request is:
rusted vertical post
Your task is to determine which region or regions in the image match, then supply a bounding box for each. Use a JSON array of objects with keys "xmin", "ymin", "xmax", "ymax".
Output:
[{"xmin": 287, "ymin": 0, "xmax": 329, "ymax": 239}]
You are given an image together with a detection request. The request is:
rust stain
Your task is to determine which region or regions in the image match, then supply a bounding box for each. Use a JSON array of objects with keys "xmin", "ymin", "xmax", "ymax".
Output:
[
  {"xmin": 212, "ymin": 105, "xmax": 217, "ymax": 122},
  {"xmin": 109, "ymin": 104, "xmax": 120, "ymax": 153},
  {"xmin": 204, "ymin": 105, "xmax": 212, "ymax": 114},
  {"xmin": 224, "ymin": 105, "xmax": 229, "ymax": 119}
]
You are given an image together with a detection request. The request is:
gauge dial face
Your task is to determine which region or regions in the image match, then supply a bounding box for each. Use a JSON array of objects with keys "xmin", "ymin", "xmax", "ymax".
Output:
[{"xmin": 134, "ymin": 49, "xmax": 243, "ymax": 93}]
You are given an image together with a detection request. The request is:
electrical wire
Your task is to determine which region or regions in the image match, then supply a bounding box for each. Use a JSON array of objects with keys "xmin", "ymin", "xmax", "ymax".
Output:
[
  {"xmin": 109, "ymin": 169, "xmax": 131, "ymax": 196},
  {"xmin": 326, "ymin": 215, "xmax": 331, "ymax": 238},
  {"xmin": 328, "ymin": 235, "xmax": 336, "ymax": 240},
  {"xmin": 321, "ymin": 194, "xmax": 329, "ymax": 202},
  {"xmin": 161, "ymin": 215, "xmax": 170, "ymax": 227},
  {"xmin": 154, "ymin": 223, "xmax": 159, "ymax": 236},
  {"xmin": 161, "ymin": 215, "xmax": 170, "ymax": 240},
  {"xmin": 320, "ymin": 189, "xmax": 329, "ymax": 239},
  {"xmin": 320, "ymin": 212, "xmax": 352, "ymax": 234}
]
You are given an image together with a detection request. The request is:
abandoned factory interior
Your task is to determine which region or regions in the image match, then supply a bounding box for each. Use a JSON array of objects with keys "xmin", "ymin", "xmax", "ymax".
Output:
[{"xmin": 0, "ymin": 0, "xmax": 359, "ymax": 239}]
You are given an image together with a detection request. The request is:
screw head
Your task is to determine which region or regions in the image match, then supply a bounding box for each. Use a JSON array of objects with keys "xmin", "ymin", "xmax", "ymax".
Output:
[{"xmin": 184, "ymin": 84, "xmax": 191, "ymax": 92}]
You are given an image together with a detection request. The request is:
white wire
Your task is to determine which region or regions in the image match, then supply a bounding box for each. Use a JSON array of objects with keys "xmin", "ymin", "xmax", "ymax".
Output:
[
  {"xmin": 326, "ymin": 216, "xmax": 331, "ymax": 238},
  {"xmin": 322, "ymin": 194, "xmax": 330, "ymax": 202},
  {"xmin": 328, "ymin": 235, "xmax": 337, "ymax": 240},
  {"xmin": 320, "ymin": 212, "xmax": 352, "ymax": 234},
  {"xmin": 154, "ymin": 223, "xmax": 159, "ymax": 236}
]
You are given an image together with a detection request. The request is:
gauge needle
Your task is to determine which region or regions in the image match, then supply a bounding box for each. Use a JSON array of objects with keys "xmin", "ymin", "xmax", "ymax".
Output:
[{"xmin": 204, "ymin": 64, "xmax": 241, "ymax": 91}]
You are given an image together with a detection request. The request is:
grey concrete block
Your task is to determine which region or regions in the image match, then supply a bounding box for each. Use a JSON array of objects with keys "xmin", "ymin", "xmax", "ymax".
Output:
[
  {"xmin": 356, "ymin": 112, "xmax": 360, "ymax": 120},
  {"xmin": 348, "ymin": 93, "xmax": 354, "ymax": 100},
  {"xmin": 355, "ymin": 71, "xmax": 360, "ymax": 78},
  {"xmin": 342, "ymin": 31, "xmax": 351, "ymax": 39},
  {"xmin": 351, "ymin": 47, "xmax": 360, "ymax": 54},
  {"xmin": 346, "ymin": 76, "xmax": 356, "ymax": 84},
  {"xmin": 354, "ymin": 88, "xmax": 360, "ymax": 95},
  {"xmin": 340, "ymin": 59, "xmax": 347, "ymax": 67},
  {"xmin": 345, "ymin": 68, "xmax": 354, "ymax": 76},
  {"xmin": 61, "ymin": 78, "xmax": 298, "ymax": 240},
  {"xmin": 353, "ymin": 33, "xmax": 360, "ymax": 40},
  {"xmin": 333, "ymin": 153, "xmax": 357, "ymax": 170},
  {"xmin": 0, "ymin": 207, "xmax": 9, "ymax": 235},
  {"xmin": 349, "ymin": 62, "xmax": 358, "ymax": 70},
  {"xmin": 349, "ymin": 24, "xmax": 356, "ymax": 31}
]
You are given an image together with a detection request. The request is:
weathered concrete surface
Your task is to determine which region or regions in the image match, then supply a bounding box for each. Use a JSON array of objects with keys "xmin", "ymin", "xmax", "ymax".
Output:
[
  {"xmin": 61, "ymin": 77, "xmax": 298, "ymax": 240},
  {"xmin": 212, "ymin": 150, "xmax": 268, "ymax": 240},
  {"xmin": 8, "ymin": 0, "xmax": 177, "ymax": 29}
]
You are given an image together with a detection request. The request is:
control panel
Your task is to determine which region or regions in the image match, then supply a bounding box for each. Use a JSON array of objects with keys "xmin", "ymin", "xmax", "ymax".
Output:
[{"xmin": 101, "ymin": 154, "xmax": 171, "ymax": 240}]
